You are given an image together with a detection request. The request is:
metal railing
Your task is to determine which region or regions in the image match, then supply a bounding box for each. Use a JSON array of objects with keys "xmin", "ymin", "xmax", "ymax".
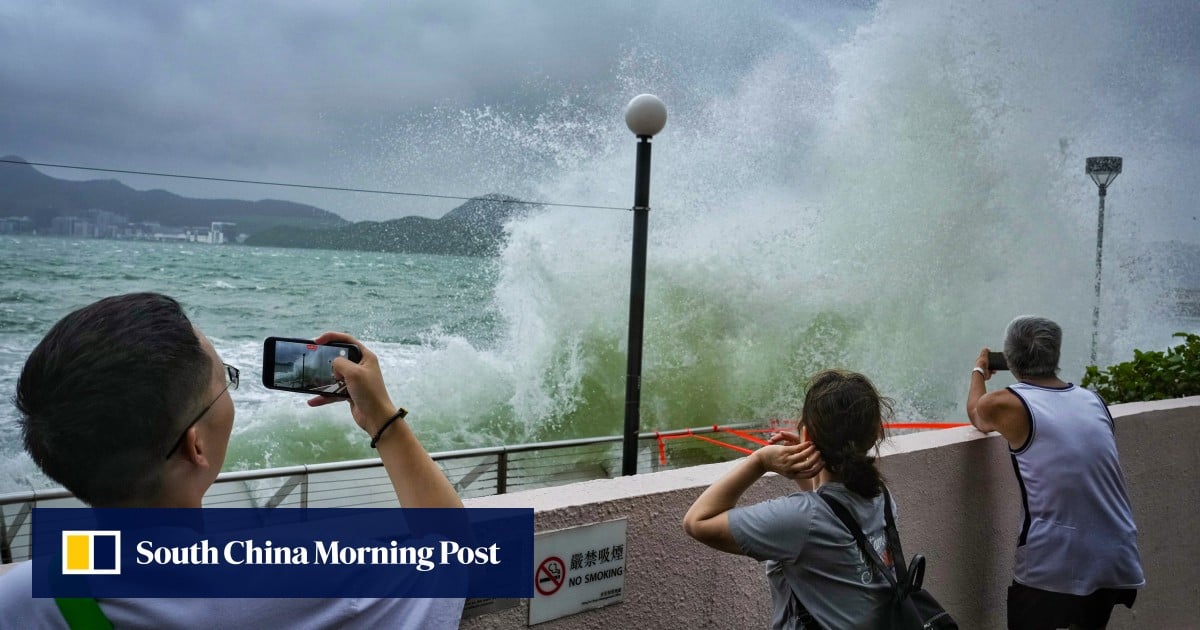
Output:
[{"xmin": 0, "ymin": 423, "xmax": 761, "ymax": 564}]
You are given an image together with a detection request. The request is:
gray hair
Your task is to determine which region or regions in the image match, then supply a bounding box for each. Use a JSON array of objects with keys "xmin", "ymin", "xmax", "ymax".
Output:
[{"xmin": 1004, "ymin": 316, "xmax": 1062, "ymax": 378}]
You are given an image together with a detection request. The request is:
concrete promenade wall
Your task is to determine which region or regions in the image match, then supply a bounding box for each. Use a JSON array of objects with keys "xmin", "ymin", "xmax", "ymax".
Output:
[{"xmin": 463, "ymin": 396, "xmax": 1200, "ymax": 629}]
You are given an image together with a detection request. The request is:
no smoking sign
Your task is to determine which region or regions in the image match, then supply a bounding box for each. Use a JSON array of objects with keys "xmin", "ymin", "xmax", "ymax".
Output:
[
  {"xmin": 529, "ymin": 519, "xmax": 627, "ymax": 625},
  {"xmin": 535, "ymin": 556, "xmax": 565, "ymax": 596}
]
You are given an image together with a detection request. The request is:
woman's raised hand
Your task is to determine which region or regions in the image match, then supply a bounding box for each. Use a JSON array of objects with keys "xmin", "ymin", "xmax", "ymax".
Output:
[{"xmin": 755, "ymin": 441, "xmax": 824, "ymax": 480}]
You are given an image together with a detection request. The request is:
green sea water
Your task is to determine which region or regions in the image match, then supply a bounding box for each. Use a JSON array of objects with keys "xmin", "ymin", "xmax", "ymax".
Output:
[
  {"xmin": 3, "ymin": 234, "xmax": 1195, "ymax": 496},
  {"xmin": 0, "ymin": 236, "xmax": 502, "ymax": 492}
]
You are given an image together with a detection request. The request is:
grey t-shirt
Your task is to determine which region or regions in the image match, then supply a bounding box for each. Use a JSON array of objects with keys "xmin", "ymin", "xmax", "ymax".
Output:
[{"xmin": 728, "ymin": 482, "xmax": 894, "ymax": 630}]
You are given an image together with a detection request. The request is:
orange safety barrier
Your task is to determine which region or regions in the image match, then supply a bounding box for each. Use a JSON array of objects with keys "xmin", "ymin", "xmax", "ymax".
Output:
[
  {"xmin": 885, "ymin": 422, "xmax": 971, "ymax": 430},
  {"xmin": 656, "ymin": 421, "xmax": 970, "ymax": 466}
]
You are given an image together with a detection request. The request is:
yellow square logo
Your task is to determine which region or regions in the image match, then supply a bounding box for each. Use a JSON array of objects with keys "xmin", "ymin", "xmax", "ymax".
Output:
[{"xmin": 61, "ymin": 531, "xmax": 121, "ymax": 575}]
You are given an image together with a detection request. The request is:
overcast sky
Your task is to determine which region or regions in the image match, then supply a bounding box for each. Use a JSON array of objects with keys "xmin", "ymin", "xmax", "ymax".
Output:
[
  {"xmin": 0, "ymin": 0, "xmax": 870, "ymax": 221},
  {"xmin": 0, "ymin": 0, "xmax": 1196, "ymax": 242}
]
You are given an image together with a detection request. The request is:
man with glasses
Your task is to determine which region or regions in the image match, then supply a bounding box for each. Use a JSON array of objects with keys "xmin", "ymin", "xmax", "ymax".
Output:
[
  {"xmin": 0, "ymin": 292, "xmax": 465, "ymax": 627},
  {"xmin": 165, "ymin": 363, "xmax": 239, "ymax": 460}
]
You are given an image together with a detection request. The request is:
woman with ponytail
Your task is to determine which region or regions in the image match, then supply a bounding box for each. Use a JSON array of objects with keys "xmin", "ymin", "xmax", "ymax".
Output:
[{"xmin": 684, "ymin": 369, "xmax": 895, "ymax": 629}]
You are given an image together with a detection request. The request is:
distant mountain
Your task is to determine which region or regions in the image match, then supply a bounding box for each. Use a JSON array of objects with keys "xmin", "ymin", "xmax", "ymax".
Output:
[
  {"xmin": 0, "ymin": 156, "xmax": 347, "ymax": 234},
  {"xmin": 245, "ymin": 194, "xmax": 534, "ymax": 257},
  {"xmin": 0, "ymin": 156, "xmax": 532, "ymax": 256}
]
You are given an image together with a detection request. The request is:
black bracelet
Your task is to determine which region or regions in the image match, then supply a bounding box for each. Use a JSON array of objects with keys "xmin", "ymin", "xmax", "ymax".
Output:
[{"xmin": 370, "ymin": 408, "xmax": 408, "ymax": 448}]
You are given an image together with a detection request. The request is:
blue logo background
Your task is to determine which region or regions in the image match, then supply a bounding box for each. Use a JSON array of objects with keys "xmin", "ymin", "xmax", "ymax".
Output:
[{"xmin": 33, "ymin": 508, "xmax": 533, "ymax": 598}]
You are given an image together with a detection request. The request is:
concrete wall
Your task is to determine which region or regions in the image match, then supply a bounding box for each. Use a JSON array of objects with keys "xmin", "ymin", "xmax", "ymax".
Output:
[{"xmin": 463, "ymin": 396, "xmax": 1200, "ymax": 629}]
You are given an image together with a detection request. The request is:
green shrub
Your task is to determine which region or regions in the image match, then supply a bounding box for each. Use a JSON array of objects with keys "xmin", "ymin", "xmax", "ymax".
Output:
[{"xmin": 1082, "ymin": 332, "xmax": 1200, "ymax": 404}]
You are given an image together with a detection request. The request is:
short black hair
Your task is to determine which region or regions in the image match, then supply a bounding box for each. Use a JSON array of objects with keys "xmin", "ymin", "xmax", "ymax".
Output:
[{"xmin": 14, "ymin": 293, "xmax": 211, "ymax": 505}]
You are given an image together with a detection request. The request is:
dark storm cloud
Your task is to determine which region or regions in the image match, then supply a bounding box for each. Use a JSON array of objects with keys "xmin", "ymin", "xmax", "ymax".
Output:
[
  {"xmin": 0, "ymin": 3, "xmax": 619, "ymax": 166},
  {"xmin": 1, "ymin": 0, "xmax": 1194, "ymax": 240},
  {"xmin": 0, "ymin": 1, "xmax": 803, "ymax": 218}
]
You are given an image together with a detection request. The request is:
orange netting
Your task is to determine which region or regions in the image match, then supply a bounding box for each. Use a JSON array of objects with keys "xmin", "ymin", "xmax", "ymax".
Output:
[{"xmin": 655, "ymin": 420, "xmax": 970, "ymax": 466}]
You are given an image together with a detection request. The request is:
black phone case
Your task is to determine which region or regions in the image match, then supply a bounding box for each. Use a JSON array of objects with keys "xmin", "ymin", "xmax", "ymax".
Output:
[
  {"xmin": 987, "ymin": 351, "xmax": 1008, "ymax": 371},
  {"xmin": 262, "ymin": 337, "xmax": 362, "ymax": 396}
]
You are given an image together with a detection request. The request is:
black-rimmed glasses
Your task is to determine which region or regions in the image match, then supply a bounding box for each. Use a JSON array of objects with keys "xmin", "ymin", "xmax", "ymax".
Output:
[{"xmin": 165, "ymin": 364, "xmax": 239, "ymax": 460}]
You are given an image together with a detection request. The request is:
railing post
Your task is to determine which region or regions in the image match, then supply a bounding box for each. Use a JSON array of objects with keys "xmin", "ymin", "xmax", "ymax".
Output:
[
  {"xmin": 497, "ymin": 451, "xmax": 508, "ymax": 495},
  {"xmin": 0, "ymin": 502, "xmax": 32, "ymax": 565},
  {"xmin": 301, "ymin": 469, "xmax": 309, "ymax": 509},
  {"xmin": 1, "ymin": 507, "xmax": 11, "ymax": 565},
  {"xmin": 647, "ymin": 434, "xmax": 661, "ymax": 473}
]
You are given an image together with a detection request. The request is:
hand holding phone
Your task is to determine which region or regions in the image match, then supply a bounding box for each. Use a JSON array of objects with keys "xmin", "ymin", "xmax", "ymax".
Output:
[
  {"xmin": 263, "ymin": 337, "xmax": 363, "ymax": 397},
  {"xmin": 987, "ymin": 351, "xmax": 1008, "ymax": 371},
  {"xmin": 301, "ymin": 332, "xmax": 402, "ymax": 441}
]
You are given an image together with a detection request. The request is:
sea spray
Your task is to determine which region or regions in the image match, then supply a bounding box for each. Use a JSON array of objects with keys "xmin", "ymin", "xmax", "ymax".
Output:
[
  {"xmin": 371, "ymin": 0, "xmax": 1195, "ymax": 445},
  {"xmin": 2, "ymin": 1, "xmax": 1196, "ymax": 492}
]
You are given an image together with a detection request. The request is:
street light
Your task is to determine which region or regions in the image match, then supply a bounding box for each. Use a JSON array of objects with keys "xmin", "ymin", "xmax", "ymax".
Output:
[
  {"xmin": 1085, "ymin": 156, "xmax": 1122, "ymax": 365},
  {"xmin": 622, "ymin": 94, "xmax": 667, "ymax": 476}
]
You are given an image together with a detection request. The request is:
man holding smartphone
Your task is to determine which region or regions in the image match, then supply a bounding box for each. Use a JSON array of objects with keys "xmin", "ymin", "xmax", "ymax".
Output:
[
  {"xmin": 966, "ymin": 316, "xmax": 1143, "ymax": 630},
  {"xmin": 0, "ymin": 292, "xmax": 465, "ymax": 628}
]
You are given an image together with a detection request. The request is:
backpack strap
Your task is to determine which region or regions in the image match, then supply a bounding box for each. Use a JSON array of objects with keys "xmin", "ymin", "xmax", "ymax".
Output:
[
  {"xmin": 791, "ymin": 490, "xmax": 910, "ymax": 629},
  {"xmin": 818, "ymin": 490, "xmax": 900, "ymax": 590},
  {"xmin": 879, "ymin": 490, "xmax": 912, "ymax": 587},
  {"xmin": 54, "ymin": 597, "xmax": 113, "ymax": 630}
]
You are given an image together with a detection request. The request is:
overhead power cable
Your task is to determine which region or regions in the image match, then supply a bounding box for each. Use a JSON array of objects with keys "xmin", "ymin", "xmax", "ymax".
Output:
[{"xmin": 0, "ymin": 158, "xmax": 629, "ymax": 211}]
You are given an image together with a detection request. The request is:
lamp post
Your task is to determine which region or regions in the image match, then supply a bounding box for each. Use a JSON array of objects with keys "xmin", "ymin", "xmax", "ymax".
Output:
[
  {"xmin": 622, "ymin": 94, "xmax": 667, "ymax": 476},
  {"xmin": 1085, "ymin": 156, "xmax": 1122, "ymax": 366}
]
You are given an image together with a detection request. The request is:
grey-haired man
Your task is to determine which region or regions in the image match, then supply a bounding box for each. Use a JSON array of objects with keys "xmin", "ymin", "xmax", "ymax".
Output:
[{"xmin": 967, "ymin": 316, "xmax": 1143, "ymax": 630}]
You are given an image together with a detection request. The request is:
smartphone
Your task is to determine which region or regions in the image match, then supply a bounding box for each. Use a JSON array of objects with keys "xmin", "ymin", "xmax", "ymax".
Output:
[
  {"xmin": 987, "ymin": 351, "xmax": 1008, "ymax": 371},
  {"xmin": 262, "ymin": 337, "xmax": 362, "ymax": 396}
]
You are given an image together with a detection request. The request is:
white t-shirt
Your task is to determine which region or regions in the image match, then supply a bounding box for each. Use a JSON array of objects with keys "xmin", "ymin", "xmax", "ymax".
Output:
[{"xmin": 0, "ymin": 560, "xmax": 465, "ymax": 629}]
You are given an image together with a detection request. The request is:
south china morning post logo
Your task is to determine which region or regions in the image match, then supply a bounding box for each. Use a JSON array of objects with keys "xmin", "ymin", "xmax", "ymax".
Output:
[
  {"xmin": 61, "ymin": 530, "xmax": 122, "ymax": 575},
  {"xmin": 34, "ymin": 507, "xmax": 534, "ymax": 598},
  {"xmin": 131, "ymin": 537, "xmax": 498, "ymax": 571}
]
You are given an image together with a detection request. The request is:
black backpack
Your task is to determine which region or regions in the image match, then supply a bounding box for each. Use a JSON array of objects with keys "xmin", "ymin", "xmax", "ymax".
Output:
[{"xmin": 815, "ymin": 490, "xmax": 957, "ymax": 630}]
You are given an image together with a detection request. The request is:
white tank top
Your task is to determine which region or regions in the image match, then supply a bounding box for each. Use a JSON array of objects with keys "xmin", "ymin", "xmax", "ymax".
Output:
[{"xmin": 1006, "ymin": 382, "xmax": 1145, "ymax": 595}]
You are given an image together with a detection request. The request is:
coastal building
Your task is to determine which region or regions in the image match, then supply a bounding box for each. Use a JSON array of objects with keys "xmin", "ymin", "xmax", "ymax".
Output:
[
  {"xmin": 17, "ymin": 211, "xmax": 236, "ymax": 244},
  {"xmin": 180, "ymin": 221, "xmax": 237, "ymax": 243},
  {"xmin": 208, "ymin": 221, "xmax": 236, "ymax": 244},
  {"xmin": 47, "ymin": 209, "xmax": 129, "ymax": 238},
  {"xmin": 0, "ymin": 216, "xmax": 33, "ymax": 234}
]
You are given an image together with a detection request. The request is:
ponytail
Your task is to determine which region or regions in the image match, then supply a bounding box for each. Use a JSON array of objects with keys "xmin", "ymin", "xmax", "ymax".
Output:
[
  {"xmin": 828, "ymin": 445, "xmax": 883, "ymax": 498},
  {"xmin": 801, "ymin": 369, "xmax": 891, "ymax": 499}
]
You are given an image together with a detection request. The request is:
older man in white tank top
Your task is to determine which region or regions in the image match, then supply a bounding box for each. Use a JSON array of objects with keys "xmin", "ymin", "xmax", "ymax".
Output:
[{"xmin": 967, "ymin": 316, "xmax": 1143, "ymax": 630}]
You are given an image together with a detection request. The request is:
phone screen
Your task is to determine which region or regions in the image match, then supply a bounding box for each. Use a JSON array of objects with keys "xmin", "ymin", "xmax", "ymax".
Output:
[{"xmin": 262, "ymin": 338, "xmax": 362, "ymax": 396}]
